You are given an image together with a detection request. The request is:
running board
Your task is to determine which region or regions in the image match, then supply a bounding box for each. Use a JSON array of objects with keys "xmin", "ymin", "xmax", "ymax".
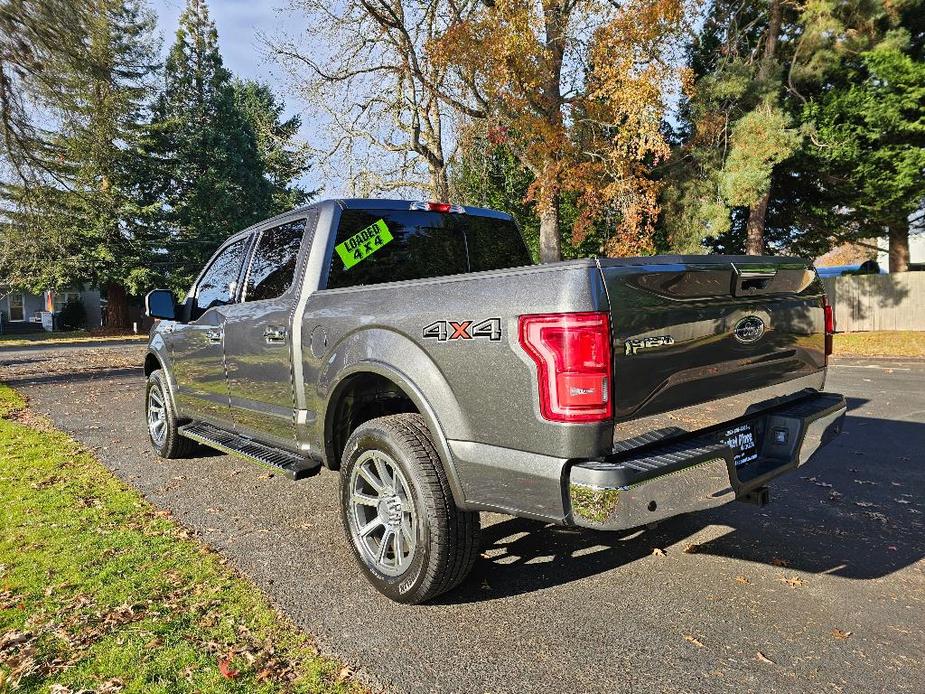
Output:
[{"xmin": 179, "ymin": 422, "xmax": 320, "ymax": 480}]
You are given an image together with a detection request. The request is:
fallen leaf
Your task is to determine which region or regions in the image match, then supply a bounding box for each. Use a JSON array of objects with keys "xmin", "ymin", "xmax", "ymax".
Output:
[
  {"xmin": 780, "ymin": 575, "xmax": 805, "ymax": 588},
  {"xmin": 755, "ymin": 651, "xmax": 776, "ymax": 665},
  {"xmin": 651, "ymin": 548, "xmax": 666, "ymax": 557},
  {"xmin": 735, "ymin": 575, "xmax": 750, "ymax": 585},
  {"xmin": 770, "ymin": 557, "xmax": 789, "ymax": 567},
  {"xmin": 832, "ymin": 628, "xmax": 852, "ymax": 640},
  {"xmin": 218, "ymin": 656, "xmax": 239, "ymax": 679},
  {"xmin": 684, "ymin": 634, "xmax": 704, "ymax": 648},
  {"xmin": 336, "ymin": 666, "xmax": 352, "ymax": 683},
  {"xmin": 683, "ymin": 543, "xmax": 700, "ymax": 554},
  {"xmin": 49, "ymin": 686, "xmax": 72, "ymax": 694}
]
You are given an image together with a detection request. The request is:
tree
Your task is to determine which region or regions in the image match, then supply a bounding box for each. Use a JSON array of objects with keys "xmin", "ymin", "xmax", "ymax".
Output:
[
  {"xmin": 453, "ymin": 123, "xmax": 612, "ymax": 261},
  {"xmin": 662, "ymin": 0, "xmax": 923, "ymax": 259},
  {"xmin": 0, "ymin": 0, "xmax": 93, "ymax": 179},
  {"xmin": 0, "ymin": 0, "xmax": 160, "ymax": 327},
  {"xmin": 232, "ymin": 80, "xmax": 312, "ymax": 212},
  {"xmin": 270, "ymin": 0, "xmax": 456, "ymax": 199},
  {"xmin": 431, "ymin": 0, "xmax": 689, "ymax": 262},
  {"xmin": 149, "ymin": 0, "xmax": 308, "ymax": 291}
]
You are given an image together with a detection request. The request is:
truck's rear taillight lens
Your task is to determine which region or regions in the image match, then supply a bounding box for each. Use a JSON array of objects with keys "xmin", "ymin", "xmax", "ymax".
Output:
[
  {"xmin": 518, "ymin": 312, "xmax": 612, "ymax": 423},
  {"xmin": 823, "ymin": 295, "xmax": 835, "ymax": 360}
]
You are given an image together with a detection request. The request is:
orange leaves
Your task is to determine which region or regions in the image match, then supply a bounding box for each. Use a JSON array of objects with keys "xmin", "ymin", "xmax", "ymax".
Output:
[{"xmin": 433, "ymin": 0, "xmax": 692, "ymax": 257}]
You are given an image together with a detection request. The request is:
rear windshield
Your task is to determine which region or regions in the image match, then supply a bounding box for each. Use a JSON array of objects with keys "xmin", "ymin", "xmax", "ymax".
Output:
[{"xmin": 324, "ymin": 209, "xmax": 531, "ymax": 289}]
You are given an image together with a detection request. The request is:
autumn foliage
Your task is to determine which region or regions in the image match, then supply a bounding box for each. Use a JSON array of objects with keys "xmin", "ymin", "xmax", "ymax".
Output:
[{"xmin": 431, "ymin": 0, "xmax": 690, "ymax": 259}]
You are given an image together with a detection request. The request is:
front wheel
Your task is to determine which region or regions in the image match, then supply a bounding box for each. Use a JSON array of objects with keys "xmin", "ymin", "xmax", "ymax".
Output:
[
  {"xmin": 340, "ymin": 414, "xmax": 480, "ymax": 604},
  {"xmin": 145, "ymin": 370, "xmax": 196, "ymax": 459}
]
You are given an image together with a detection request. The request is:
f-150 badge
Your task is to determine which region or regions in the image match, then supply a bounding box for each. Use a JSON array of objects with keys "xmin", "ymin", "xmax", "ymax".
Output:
[{"xmin": 624, "ymin": 335, "xmax": 675, "ymax": 356}]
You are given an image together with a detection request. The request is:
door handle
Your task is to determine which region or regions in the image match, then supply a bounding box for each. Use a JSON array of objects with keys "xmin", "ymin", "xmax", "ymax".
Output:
[
  {"xmin": 205, "ymin": 329, "xmax": 223, "ymax": 343},
  {"xmin": 263, "ymin": 326, "xmax": 288, "ymax": 344}
]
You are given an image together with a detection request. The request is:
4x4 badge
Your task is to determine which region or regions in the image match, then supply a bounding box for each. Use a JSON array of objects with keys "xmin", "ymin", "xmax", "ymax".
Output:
[{"xmin": 423, "ymin": 318, "xmax": 502, "ymax": 342}]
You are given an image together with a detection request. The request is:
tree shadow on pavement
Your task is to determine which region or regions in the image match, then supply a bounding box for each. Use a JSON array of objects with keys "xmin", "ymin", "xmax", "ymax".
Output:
[{"xmin": 438, "ymin": 412, "xmax": 925, "ymax": 604}]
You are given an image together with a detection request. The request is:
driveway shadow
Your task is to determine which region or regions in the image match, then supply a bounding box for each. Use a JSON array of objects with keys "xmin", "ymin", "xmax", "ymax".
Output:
[
  {"xmin": 0, "ymin": 366, "xmax": 143, "ymax": 386},
  {"xmin": 438, "ymin": 412, "xmax": 925, "ymax": 604}
]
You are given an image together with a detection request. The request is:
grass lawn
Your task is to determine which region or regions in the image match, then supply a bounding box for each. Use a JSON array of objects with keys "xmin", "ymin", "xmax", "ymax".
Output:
[
  {"xmin": 0, "ymin": 332, "xmax": 147, "ymax": 348},
  {"xmin": 833, "ymin": 331, "xmax": 925, "ymax": 358},
  {"xmin": 0, "ymin": 384, "xmax": 358, "ymax": 693}
]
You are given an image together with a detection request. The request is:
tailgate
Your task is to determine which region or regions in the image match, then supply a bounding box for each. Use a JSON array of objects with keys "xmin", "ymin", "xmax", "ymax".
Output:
[{"xmin": 598, "ymin": 256, "xmax": 827, "ymax": 450}]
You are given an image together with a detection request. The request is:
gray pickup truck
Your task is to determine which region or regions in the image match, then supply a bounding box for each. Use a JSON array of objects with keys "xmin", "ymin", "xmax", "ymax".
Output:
[{"xmin": 144, "ymin": 198, "xmax": 846, "ymax": 603}]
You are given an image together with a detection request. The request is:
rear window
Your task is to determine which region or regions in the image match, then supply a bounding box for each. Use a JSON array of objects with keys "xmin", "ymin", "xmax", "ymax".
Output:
[{"xmin": 324, "ymin": 209, "xmax": 530, "ymax": 289}]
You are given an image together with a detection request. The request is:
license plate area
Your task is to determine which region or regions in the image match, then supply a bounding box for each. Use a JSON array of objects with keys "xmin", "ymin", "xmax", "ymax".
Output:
[{"xmin": 718, "ymin": 421, "xmax": 762, "ymax": 467}]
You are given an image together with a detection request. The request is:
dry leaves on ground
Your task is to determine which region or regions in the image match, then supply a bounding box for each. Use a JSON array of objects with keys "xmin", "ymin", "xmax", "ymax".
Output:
[{"xmin": 684, "ymin": 635, "xmax": 705, "ymax": 647}]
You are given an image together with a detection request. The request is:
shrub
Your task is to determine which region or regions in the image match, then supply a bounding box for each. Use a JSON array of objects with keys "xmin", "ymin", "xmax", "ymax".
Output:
[{"xmin": 58, "ymin": 297, "xmax": 87, "ymax": 331}]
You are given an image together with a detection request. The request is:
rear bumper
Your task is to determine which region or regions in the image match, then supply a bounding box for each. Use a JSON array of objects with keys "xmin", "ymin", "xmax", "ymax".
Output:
[{"xmin": 568, "ymin": 392, "xmax": 846, "ymax": 530}]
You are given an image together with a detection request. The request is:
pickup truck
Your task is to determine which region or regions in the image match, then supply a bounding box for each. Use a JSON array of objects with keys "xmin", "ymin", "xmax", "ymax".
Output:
[{"xmin": 144, "ymin": 198, "xmax": 846, "ymax": 604}]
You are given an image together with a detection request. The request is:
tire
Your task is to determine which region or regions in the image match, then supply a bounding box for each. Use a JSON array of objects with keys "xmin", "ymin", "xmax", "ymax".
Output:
[
  {"xmin": 339, "ymin": 413, "xmax": 480, "ymax": 604},
  {"xmin": 145, "ymin": 370, "xmax": 196, "ymax": 459}
]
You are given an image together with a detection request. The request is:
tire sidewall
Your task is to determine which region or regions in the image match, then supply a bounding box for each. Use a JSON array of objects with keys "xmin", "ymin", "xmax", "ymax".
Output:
[
  {"xmin": 340, "ymin": 423, "xmax": 434, "ymax": 602},
  {"xmin": 145, "ymin": 370, "xmax": 172, "ymax": 457}
]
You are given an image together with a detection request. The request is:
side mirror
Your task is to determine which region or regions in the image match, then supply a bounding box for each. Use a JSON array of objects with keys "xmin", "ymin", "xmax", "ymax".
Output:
[{"xmin": 145, "ymin": 289, "xmax": 177, "ymax": 321}]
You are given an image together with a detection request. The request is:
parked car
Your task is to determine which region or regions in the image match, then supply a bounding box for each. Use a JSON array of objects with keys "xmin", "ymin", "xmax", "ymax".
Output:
[{"xmin": 144, "ymin": 199, "xmax": 846, "ymax": 603}]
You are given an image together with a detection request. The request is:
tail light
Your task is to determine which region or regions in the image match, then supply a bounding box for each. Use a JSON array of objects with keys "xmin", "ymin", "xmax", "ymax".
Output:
[
  {"xmin": 823, "ymin": 295, "xmax": 835, "ymax": 361},
  {"xmin": 518, "ymin": 312, "xmax": 612, "ymax": 423}
]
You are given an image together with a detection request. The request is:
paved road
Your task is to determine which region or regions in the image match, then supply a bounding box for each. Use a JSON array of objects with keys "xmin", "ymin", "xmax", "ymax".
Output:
[{"xmin": 2, "ymin": 347, "xmax": 923, "ymax": 693}]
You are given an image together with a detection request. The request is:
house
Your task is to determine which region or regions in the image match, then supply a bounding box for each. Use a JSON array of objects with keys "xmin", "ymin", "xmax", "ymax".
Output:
[{"xmin": 0, "ymin": 288, "xmax": 103, "ymax": 333}]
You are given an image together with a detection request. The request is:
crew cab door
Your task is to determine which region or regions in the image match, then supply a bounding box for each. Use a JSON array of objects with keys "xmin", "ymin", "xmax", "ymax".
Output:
[
  {"xmin": 170, "ymin": 235, "xmax": 251, "ymax": 427},
  {"xmin": 222, "ymin": 217, "xmax": 308, "ymax": 449}
]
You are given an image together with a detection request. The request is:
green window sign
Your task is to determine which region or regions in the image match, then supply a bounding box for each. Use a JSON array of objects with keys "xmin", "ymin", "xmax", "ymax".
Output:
[{"xmin": 334, "ymin": 219, "xmax": 394, "ymax": 270}]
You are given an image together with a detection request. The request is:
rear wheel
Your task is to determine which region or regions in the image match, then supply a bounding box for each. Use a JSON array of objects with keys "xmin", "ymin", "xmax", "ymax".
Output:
[
  {"xmin": 146, "ymin": 370, "xmax": 196, "ymax": 459},
  {"xmin": 340, "ymin": 413, "xmax": 480, "ymax": 604}
]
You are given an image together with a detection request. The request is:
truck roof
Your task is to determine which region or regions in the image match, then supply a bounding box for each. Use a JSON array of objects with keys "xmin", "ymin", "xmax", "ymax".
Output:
[{"xmin": 239, "ymin": 198, "xmax": 515, "ymax": 236}]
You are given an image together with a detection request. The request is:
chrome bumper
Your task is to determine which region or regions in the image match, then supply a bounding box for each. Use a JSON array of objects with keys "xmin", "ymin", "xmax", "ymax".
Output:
[{"xmin": 569, "ymin": 393, "xmax": 846, "ymax": 531}]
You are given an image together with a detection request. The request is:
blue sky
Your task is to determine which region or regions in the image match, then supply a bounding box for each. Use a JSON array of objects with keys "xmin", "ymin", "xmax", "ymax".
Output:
[{"xmin": 150, "ymin": 0, "xmax": 285, "ymax": 86}]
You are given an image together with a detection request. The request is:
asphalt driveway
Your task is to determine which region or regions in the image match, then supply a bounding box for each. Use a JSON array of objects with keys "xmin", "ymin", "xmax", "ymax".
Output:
[{"xmin": 2, "ymin": 345, "xmax": 923, "ymax": 693}]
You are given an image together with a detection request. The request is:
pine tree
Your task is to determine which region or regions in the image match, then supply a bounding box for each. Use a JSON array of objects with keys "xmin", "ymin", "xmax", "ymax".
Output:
[
  {"xmin": 150, "ymin": 0, "xmax": 309, "ymax": 291},
  {"xmin": 0, "ymin": 0, "xmax": 160, "ymax": 327},
  {"xmin": 231, "ymin": 79, "xmax": 311, "ymax": 212}
]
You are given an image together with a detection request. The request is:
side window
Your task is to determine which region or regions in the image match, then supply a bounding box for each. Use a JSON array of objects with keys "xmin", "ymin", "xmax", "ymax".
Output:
[
  {"xmin": 325, "ymin": 210, "xmax": 468, "ymax": 290},
  {"xmin": 194, "ymin": 237, "xmax": 249, "ymax": 316},
  {"xmin": 244, "ymin": 219, "xmax": 305, "ymax": 302}
]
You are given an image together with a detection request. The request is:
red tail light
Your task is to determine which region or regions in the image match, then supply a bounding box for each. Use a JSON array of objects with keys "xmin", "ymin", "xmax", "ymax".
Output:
[
  {"xmin": 823, "ymin": 295, "xmax": 835, "ymax": 360},
  {"xmin": 518, "ymin": 312, "xmax": 612, "ymax": 423}
]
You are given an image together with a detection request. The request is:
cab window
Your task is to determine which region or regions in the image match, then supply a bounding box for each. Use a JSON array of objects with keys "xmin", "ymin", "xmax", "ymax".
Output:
[
  {"xmin": 244, "ymin": 219, "xmax": 305, "ymax": 302},
  {"xmin": 193, "ymin": 237, "xmax": 249, "ymax": 318}
]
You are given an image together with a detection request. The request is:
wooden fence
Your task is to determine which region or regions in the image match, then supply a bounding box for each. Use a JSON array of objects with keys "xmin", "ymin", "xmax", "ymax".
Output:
[{"xmin": 821, "ymin": 272, "xmax": 925, "ymax": 332}]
